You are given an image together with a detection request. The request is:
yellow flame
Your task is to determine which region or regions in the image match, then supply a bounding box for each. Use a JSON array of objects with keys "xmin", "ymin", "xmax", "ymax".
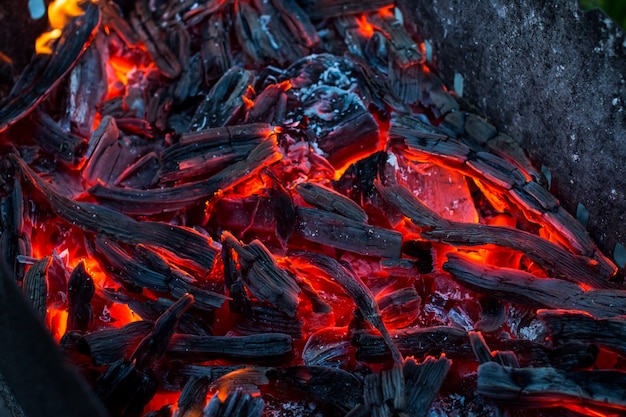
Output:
[{"xmin": 35, "ymin": 0, "xmax": 89, "ymax": 54}]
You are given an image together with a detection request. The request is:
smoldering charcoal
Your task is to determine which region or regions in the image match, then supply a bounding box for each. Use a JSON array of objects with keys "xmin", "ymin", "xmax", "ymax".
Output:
[{"xmin": 0, "ymin": 1, "xmax": 623, "ymax": 417}]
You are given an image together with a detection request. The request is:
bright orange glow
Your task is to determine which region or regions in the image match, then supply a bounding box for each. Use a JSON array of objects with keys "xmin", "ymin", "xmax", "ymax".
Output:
[
  {"xmin": 356, "ymin": 15, "xmax": 375, "ymax": 38},
  {"xmin": 47, "ymin": 308, "xmax": 68, "ymax": 342},
  {"xmin": 35, "ymin": 0, "xmax": 92, "ymax": 54},
  {"xmin": 378, "ymin": 5, "xmax": 395, "ymax": 19}
]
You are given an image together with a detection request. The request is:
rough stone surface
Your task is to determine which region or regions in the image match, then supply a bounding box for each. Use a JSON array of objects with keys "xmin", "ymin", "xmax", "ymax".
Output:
[{"xmin": 401, "ymin": 0, "xmax": 626, "ymax": 265}]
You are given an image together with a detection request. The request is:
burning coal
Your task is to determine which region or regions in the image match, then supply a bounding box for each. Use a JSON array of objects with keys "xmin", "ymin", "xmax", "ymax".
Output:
[{"xmin": 0, "ymin": 1, "xmax": 623, "ymax": 417}]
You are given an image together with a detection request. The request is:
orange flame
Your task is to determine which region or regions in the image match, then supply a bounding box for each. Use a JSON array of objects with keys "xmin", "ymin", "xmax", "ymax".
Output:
[{"xmin": 35, "ymin": 0, "xmax": 91, "ymax": 54}]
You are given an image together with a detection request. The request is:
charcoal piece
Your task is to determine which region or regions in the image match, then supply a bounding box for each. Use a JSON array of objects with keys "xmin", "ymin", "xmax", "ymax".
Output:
[
  {"xmin": 295, "ymin": 207, "xmax": 402, "ymax": 258},
  {"xmin": 95, "ymin": 358, "xmax": 158, "ymax": 417},
  {"xmin": 160, "ymin": 124, "xmax": 273, "ymax": 183},
  {"xmin": 275, "ymin": 366, "xmax": 363, "ymax": 413},
  {"xmin": 477, "ymin": 362, "xmax": 626, "ymax": 414},
  {"xmin": 131, "ymin": 0, "xmax": 180, "ymax": 78},
  {"xmin": 302, "ymin": 327, "xmax": 351, "ymax": 368},
  {"xmin": 486, "ymin": 133, "xmax": 545, "ymax": 186},
  {"xmin": 68, "ymin": 34, "xmax": 108, "ymax": 138},
  {"xmin": 358, "ymin": 357, "xmax": 450, "ymax": 417},
  {"xmin": 245, "ymin": 81, "xmax": 290, "ymax": 124},
  {"xmin": 302, "ymin": 86, "xmax": 379, "ymax": 168},
  {"xmin": 293, "ymin": 252, "xmax": 402, "ymax": 363},
  {"xmin": 539, "ymin": 310, "xmax": 626, "ymax": 357},
  {"xmin": 89, "ymin": 139, "xmax": 280, "ymax": 215},
  {"xmin": 466, "ymin": 151, "xmax": 527, "ymax": 190},
  {"xmin": 162, "ymin": 364, "xmax": 247, "ymax": 391},
  {"xmin": 97, "ymin": 237, "xmax": 167, "ymax": 289},
  {"xmin": 29, "ymin": 111, "xmax": 88, "ymax": 166},
  {"xmin": 82, "ymin": 116, "xmax": 123, "ymax": 186},
  {"xmin": 223, "ymin": 233, "xmax": 300, "ymax": 317},
  {"xmin": 377, "ymin": 287, "xmax": 421, "ymax": 328},
  {"xmin": 203, "ymin": 390, "xmax": 264, "ymax": 417},
  {"xmin": 114, "ymin": 151, "xmax": 160, "ymax": 188},
  {"xmin": 353, "ymin": 326, "xmax": 470, "ymax": 362},
  {"xmin": 177, "ymin": 376, "xmax": 209, "ymax": 417},
  {"xmin": 190, "ymin": 67, "xmax": 255, "ymax": 131},
  {"xmin": 271, "ymin": 0, "xmax": 319, "ymax": 48},
  {"xmin": 0, "ymin": 178, "xmax": 27, "ymax": 280},
  {"xmin": 295, "ymin": 182, "xmax": 368, "ymax": 223},
  {"xmin": 127, "ymin": 294, "xmax": 194, "ymax": 371},
  {"xmin": 67, "ymin": 261, "xmax": 94, "ymax": 332},
  {"xmin": 211, "ymin": 368, "xmax": 269, "ymax": 399},
  {"xmin": 167, "ymin": 275, "xmax": 228, "ymax": 311},
  {"xmin": 221, "ymin": 237, "xmax": 251, "ymax": 315},
  {"xmin": 265, "ymin": 172, "xmax": 296, "ymax": 246},
  {"xmin": 400, "ymin": 240, "xmax": 433, "ymax": 274},
  {"xmin": 234, "ymin": 304, "xmax": 303, "ymax": 338},
  {"xmin": 22, "ymin": 257, "xmax": 49, "ymax": 321},
  {"xmin": 100, "ymin": 0, "xmax": 139, "ymax": 45},
  {"xmin": 444, "ymin": 253, "xmax": 626, "ymax": 318},
  {"xmin": 367, "ymin": 12, "xmax": 424, "ymax": 68},
  {"xmin": 291, "ymin": 272, "xmax": 332, "ymax": 314},
  {"xmin": 389, "ymin": 125, "xmax": 472, "ymax": 165},
  {"xmin": 201, "ymin": 13, "xmax": 232, "ymax": 82},
  {"xmin": 376, "ymin": 183, "xmax": 617, "ymax": 288},
  {"xmin": 463, "ymin": 114, "xmax": 498, "ymax": 145},
  {"xmin": 468, "ymin": 331, "xmax": 495, "ymax": 365},
  {"xmin": 168, "ymin": 333, "xmax": 293, "ymax": 362},
  {"xmin": 0, "ymin": 2, "xmax": 100, "ymax": 133},
  {"xmin": 77, "ymin": 320, "xmax": 153, "ymax": 366},
  {"xmin": 494, "ymin": 339, "xmax": 598, "ymax": 370},
  {"xmin": 475, "ymin": 296, "xmax": 506, "ymax": 333},
  {"xmin": 106, "ymin": 292, "xmax": 212, "ymax": 336},
  {"xmin": 303, "ymin": 0, "xmax": 392, "ymax": 19}
]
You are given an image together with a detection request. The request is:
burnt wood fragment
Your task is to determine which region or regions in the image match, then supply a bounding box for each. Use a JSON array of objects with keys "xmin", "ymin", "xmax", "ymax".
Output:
[
  {"xmin": 203, "ymin": 389, "xmax": 264, "ymax": 417},
  {"xmin": 444, "ymin": 253, "xmax": 626, "ymax": 318},
  {"xmin": 176, "ymin": 376, "xmax": 209, "ymax": 417},
  {"xmin": 201, "ymin": 13, "xmax": 232, "ymax": 83},
  {"xmin": 0, "ymin": 3, "xmax": 100, "ymax": 133},
  {"xmin": 96, "ymin": 295, "xmax": 194, "ymax": 417},
  {"xmin": 30, "ymin": 111, "xmax": 88, "ymax": 166},
  {"xmin": 223, "ymin": 233, "xmax": 300, "ymax": 317},
  {"xmin": 478, "ymin": 361, "xmax": 626, "ymax": 414},
  {"xmin": 89, "ymin": 139, "xmax": 280, "ymax": 215},
  {"xmin": 168, "ymin": 333, "xmax": 293, "ymax": 362},
  {"xmin": 0, "ymin": 178, "xmax": 27, "ymax": 280},
  {"xmin": 295, "ymin": 182, "xmax": 368, "ymax": 223},
  {"xmin": 233, "ymin": 304, "xmax": 304, "ymax": 338},
  {"xmin": 67, "ymin": 261, "xmax": 95, "ymax": 332},
  {"xmin": 293, "ymin": 252, "xmax": 402, "ymax": 363},
  {"xmin": 377, "ymin": 286, "xmax": 421, "ymax": 327},
  {"xmin": 302, "ymin": 327, "xmax": 351, "ymax": 368},
  {"xmin": 295, "ymin": 207, "xmax": 402, "ymax": 258},
  {"xmin": 190, "ymin": 68, "xmax": 255, "ymax": 131},
  {"xmin": 377, "ymin": 183, "xmax": 616, "ymax": 288},
  {"xmin": 77, "ymin": 320, "xmax": 153, "ymax": 366},
  {"xmin": 160, "ymin": 123, "xmax": 272, "ymax": 182},
  {"xmin": 539, "ymin": 309, "xmax": 626, "ymax": 357},
  {"xmin": 274, "ymin": 366, "xmax": 363, "ymax": 413},
  {"xmin": 131, "ymin": 0, "xmax": 180, "ymax": 78},
  {"xmin": 11, "ymin": 155, "xmax": 218, "ymax": 270},
  {"xmin": 22, "ymin": 257, "xmax": 49, "ymax": 321}
]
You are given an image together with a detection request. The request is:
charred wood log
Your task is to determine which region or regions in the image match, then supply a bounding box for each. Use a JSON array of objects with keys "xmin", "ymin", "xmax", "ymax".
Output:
[
  {"xmin": 302, "ymin": 327, "xmax": 352, "ymax": 368},
  {"xmin": 295, "ymin": 182, "xmax": 368, "ymax": 223},
  {"xmin": 29, "ymin": 111, "xmax": 88, "ymax": 166},
  {"xmin": 10, "ymin": 154, "xmax": 218, "ymax": 270},
  {"xmin": 168, "ymin": 333, "xmax": 293, "ymax": 362},
  {"xmin": 477, "ymin": 361, "xmax": 626, "ymax": 415},
  {"xmin": 89, "ymin": 139, "xmax": 280, "ymax": 215},
  {"xmin": 295, "ymin": 208, "xmax": 402, "ymax": 258},
  {"xmin": 77, "ymin": 320, "xmax": 153, "ymax": 366},
  {"xmin": 539, "ymin": 309, "xmax": 626, "ymax": 357},
  {"xmin": 189, "ymin": 67, "xmax": 255, "ymax": 131},
  {"xmin": 444, "ymin": 253, "xmax": 626, "ymax": 318},
  {"xmin": 176, "ymin": 376, "xmax": 209, "ymax": 417},
  {"xmin": 0, "ymin": 178, "xmax": 28, "ymax": 280},
  {"xmin": 376, "ymin": 183, "xmax": 616, "ymax": 288},
  {"xmin": 223, "ymin": 233, "xmax": 300, "ymax": 317},
  {"xmin": 67, "ymin": 260, "xmax": 95, "ymax": 332},
  {"xmin": 22, "ymin": 257, "xmax": 49, "ymax": 321}
]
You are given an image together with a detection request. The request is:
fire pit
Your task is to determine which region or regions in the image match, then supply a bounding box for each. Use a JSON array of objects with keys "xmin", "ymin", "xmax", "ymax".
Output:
[{"xmin": 0, "ymin": 1, "xmax": 624, "ymax": 416}]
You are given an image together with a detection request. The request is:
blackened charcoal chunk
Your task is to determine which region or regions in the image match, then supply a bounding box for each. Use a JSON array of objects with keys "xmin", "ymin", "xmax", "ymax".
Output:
[
  {"xmin": 334, "ymin": 151, "xmax": 388, "ymax": 202},
  {"xmin": 67, "ymin": 261, "xmax": 95, "ymax": 332},
  {"xmin": 302, "ymin": 86, "xmax": 379, "ymax": 168},
  {"xmin": 77, "ymin": 321, "xmax": 153, "ymax": 366},
  {"xmin": 204, "ymin": 390, "xmax": 264, "ymax": 417},
  {"xmin": 401, "ymin": 240, "xmax": 434, "ymax": 274},
  {"xmin": 177, "ymin": 376, "xmax": 209, "ymax": 417}
]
